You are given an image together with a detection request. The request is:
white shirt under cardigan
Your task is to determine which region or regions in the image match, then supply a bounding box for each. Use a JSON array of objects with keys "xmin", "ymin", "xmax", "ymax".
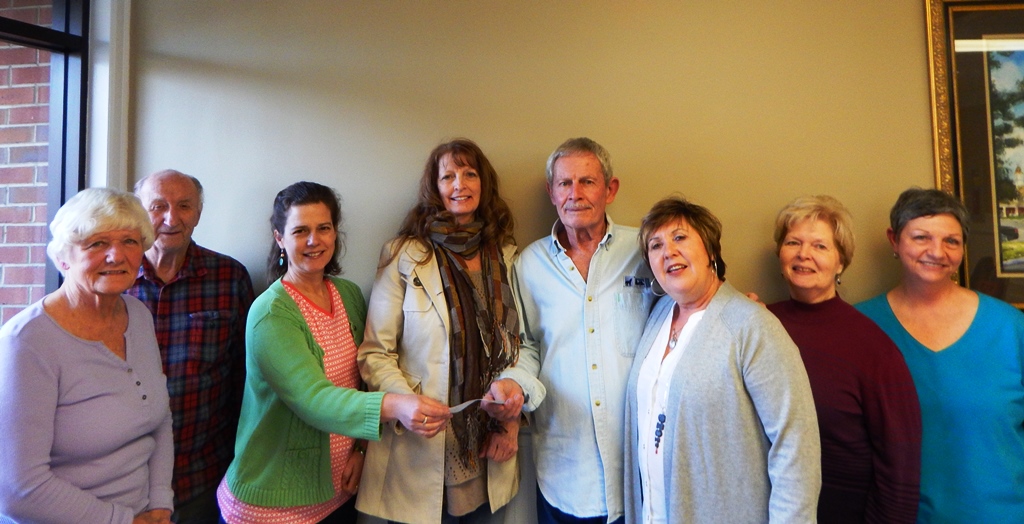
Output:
[
  {"xmin": 637, "ymin": 309, "xmax": 704, "ymax": 524},
  {"xmin": 500, "ymin": 217, "xmax": 655, "ymax": 521}
]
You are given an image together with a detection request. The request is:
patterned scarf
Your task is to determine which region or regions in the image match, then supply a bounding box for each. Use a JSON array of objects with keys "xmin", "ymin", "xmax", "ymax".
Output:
[{"xmin": 429, "ymin": 219, "xmax": 520, "ymax": 469}]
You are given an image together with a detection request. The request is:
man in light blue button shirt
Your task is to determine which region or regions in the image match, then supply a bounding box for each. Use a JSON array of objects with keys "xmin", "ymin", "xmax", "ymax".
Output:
[{"xmin": 499, "ymin": 138, "xmax": 654, "ymax": 524}]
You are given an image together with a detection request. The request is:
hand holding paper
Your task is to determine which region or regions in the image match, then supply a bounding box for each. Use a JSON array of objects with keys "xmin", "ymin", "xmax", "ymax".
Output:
[{"xmin": 481, "ymin": 378, "xmax": 524, "ymax": 421}]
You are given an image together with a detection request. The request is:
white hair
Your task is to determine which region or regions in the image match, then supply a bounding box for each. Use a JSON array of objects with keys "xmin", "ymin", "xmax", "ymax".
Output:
[{"xmin": 47, "ymin": 188, "xmax": 155, "ymax": 274}]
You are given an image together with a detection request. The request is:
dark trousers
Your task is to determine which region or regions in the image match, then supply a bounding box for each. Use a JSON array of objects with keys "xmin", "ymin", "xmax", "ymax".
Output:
[
  {"xmin": 319, "ymin": 496, "xmax": 358, "ymax": 524},
  {"xmin": 173, "ymin": 486, "xmax": 220, "ymax": 524},
  {"xmin": 387, "ymin": 500, "xmax": 494, "ymax": 524}
]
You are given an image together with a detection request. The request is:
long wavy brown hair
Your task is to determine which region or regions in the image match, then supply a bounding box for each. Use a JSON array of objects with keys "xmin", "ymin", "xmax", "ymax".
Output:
[{"xmin": 383, "ymin": 138, "xmax": 516, "ymax": 267}]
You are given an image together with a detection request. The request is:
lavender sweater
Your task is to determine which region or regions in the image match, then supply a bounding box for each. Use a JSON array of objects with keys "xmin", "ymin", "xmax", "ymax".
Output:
[{"xmin": 0, "ymin": 297, "xmax": 174, "ymax": 524}]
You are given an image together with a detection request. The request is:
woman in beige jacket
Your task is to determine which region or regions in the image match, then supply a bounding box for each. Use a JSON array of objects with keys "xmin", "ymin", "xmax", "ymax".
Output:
[{"xmin": 357, "ymin": 139, "xmax": 543, "ymax": 524}]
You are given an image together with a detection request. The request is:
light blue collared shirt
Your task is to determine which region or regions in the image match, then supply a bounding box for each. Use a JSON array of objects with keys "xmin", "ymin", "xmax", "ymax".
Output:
[{"xmin": 501, "ymin": 216, "xmax": 654, "ymax": 521}]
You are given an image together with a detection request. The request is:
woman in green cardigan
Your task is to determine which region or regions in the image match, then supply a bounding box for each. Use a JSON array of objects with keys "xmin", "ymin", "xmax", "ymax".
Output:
[{"xmin": 217, "ymin": 182, "xmax": 451, "ymax": 523}]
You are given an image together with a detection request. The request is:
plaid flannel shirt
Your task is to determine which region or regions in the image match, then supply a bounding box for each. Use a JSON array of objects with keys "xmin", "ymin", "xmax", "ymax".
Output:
[{"xmin": 126, "ymin": 241, "xmax": 254, "ymax": 505}]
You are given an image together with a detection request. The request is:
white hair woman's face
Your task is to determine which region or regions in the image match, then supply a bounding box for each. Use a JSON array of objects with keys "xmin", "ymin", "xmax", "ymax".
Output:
[
  {"xmin": 59, "ymin": 228, "xmax": 145, "ymax": 297},
  {"xmin": 47, "ymin": 187, "xmax": 155, "ymax": 276}
]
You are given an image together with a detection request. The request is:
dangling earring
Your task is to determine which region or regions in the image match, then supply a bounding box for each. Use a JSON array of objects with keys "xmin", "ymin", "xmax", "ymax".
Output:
[
  {"xmin": 712, "ymin": 259, "xmax": 719, "ymax": 276},
  {"xmin": 835, "ymin": 273, "xmax": 842, "ymax": 286},
  {"xmin": 278, "ymin": 248, "xmax": 286, "ymax": 267}
]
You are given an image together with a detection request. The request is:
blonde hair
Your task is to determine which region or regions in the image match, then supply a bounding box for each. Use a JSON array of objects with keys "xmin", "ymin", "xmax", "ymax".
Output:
[{"xmin": 773, "ymin": 195, "xmax": 855, "ymax": 268}]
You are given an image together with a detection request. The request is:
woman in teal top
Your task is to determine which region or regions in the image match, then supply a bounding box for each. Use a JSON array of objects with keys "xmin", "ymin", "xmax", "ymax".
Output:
[{"xmin": 856, "ymin": 188, "xmax": 1024, "ymax": 523}]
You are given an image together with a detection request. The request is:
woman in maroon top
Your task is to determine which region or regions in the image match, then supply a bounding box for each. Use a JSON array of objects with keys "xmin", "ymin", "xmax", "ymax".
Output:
[{"xmin": 766, "ymin": 195, "xmax": 922, "ymax": 524}]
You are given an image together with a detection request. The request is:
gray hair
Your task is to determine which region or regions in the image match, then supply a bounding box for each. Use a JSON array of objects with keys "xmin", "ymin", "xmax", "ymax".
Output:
[
  {"xmin": 134, "ymin": 169, "xmax": 205, "ymax": 209},
  {"xmin": 545, "ymin": 137, "xmax": 614, "ymax": 185},
  {"xmin": 889, "ymin": 187, "xmax": 969, "ymax": 239},
  {"xmin": 47, "ymin": 188, "xmax": 155, "ymax": 274}
]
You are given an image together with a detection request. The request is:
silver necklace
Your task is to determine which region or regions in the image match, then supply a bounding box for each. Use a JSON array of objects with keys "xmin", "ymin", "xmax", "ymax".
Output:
[{"xmin": 668, "ymin": 328, "xmax": 680, "ymax": 349}]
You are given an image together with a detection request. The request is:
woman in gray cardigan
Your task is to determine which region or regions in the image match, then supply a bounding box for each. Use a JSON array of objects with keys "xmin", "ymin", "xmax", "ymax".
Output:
[{"xmin": 624, "ymin": 196, "xmax": 821, "ymax": 524}]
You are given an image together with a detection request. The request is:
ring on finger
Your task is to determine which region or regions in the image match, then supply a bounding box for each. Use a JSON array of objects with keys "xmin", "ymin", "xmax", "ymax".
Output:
[{"xmin": 423, "ymin": 416, "xmax": 428, "ymax": 425}]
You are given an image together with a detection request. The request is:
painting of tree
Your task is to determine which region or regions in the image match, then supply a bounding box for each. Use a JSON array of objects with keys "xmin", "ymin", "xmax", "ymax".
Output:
[
  {"xmin": 986, "ymin": 48, "xmax": 1024, "ymax": 273},
  {"xmin": 989, "ymin": 50, "xmax": 1024, "ymax": 204}
]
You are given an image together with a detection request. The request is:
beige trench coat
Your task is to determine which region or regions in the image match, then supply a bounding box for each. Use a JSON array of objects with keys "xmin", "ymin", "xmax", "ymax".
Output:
[{"xmin": 356, "ymin": 239, "xmax": 521, "ymax": 524}]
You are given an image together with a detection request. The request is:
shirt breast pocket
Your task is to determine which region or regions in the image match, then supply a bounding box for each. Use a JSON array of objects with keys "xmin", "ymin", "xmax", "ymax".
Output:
[
  {"xmin": 615, "ymin": 289, "xmax": 653, "ymax": 313},
  {"xmin": 186, "ymin": 310, "xmax": 235, "ymax": 364},
  {"xmin": 614, "ymin": 289, "xmax": 654, "ymax": 357}
]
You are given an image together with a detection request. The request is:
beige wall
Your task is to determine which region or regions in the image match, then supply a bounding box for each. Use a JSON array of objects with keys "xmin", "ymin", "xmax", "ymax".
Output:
[{"xmin": 129, "ymin": 1, "xmax": 934, "ymax": 303}]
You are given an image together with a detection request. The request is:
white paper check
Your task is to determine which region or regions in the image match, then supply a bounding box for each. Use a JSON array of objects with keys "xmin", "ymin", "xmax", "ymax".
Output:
[{"xmin": 450, "ymin": 398, "xmax": 506, "ymax": 413}]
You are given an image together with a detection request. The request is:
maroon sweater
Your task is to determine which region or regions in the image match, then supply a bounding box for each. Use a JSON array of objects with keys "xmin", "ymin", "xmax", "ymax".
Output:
[{"xmin": 768, "ymin": 296, "xmax": 921, "ymax": 524}]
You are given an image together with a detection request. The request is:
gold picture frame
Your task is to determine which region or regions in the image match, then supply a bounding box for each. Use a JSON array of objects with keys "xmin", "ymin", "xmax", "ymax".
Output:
[
  {"xmin": 926, "ymin": 1, "xmax": 1024, "ymax": 305},
  {"xmin": 925, "ymin": 0, "xmax": 958, "ymax": 194}
]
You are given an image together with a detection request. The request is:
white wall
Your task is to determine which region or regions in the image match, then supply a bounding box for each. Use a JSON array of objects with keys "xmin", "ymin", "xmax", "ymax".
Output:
[
  {"xmin": 88, "ymin": 0, "xmax": 131, "ymax": 189},
  {"xmin": 129, "ymin": 1, "xmax": 934, "ymax": 303}
]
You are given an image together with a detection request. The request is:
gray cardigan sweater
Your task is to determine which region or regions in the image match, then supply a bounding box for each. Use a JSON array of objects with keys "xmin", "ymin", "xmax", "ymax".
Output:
[{"xmin": 624, "ymin": 282, "xmax": 821, "ymax": 523}]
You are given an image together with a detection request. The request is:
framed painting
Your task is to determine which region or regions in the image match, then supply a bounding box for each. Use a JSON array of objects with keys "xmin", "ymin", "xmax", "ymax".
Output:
[{"xmin": 927, "ymin": 0, "xmax": 1024, "ymax": 306}]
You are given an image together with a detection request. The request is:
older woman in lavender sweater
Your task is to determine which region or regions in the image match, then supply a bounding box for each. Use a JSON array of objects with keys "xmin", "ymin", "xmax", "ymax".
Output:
[{"xmin": 0, "ymin": 188, "xmax": 173, "ymax": 524}]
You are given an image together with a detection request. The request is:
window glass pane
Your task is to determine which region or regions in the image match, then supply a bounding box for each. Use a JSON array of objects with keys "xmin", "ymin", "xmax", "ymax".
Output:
[{"xmin": 0, "ymin": 36, "xmax": 49, "ymax": 322}]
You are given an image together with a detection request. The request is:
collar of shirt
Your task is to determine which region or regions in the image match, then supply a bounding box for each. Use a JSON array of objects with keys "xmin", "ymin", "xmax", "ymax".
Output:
[
  {"xmin": 547, "ymin": 214, "xmax": 619, "ymax": 256},
  {"xmin": 137, "ymin": 241, "xmax": 208, "ymax": 285}
]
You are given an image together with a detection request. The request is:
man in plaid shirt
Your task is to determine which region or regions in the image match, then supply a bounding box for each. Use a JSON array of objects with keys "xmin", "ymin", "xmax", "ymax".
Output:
[{"xmin": 127, "ymin": 170, "xmax": 254, "ymax": 524}]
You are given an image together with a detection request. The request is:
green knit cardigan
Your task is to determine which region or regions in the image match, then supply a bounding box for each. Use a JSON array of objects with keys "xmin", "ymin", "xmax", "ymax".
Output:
[{"xmin": 226, "ymin": 277, "xmax": 385, "ymax": 507}]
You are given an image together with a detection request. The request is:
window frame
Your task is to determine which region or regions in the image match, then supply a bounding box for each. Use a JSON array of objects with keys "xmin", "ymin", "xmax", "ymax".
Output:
[{"xmin": 0, "ymin": 0, "xmax": 89, "ymax": 292}]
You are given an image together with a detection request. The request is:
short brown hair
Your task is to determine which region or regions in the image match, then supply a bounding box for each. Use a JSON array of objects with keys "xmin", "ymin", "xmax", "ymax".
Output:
[{"xmin": 639, "ymin": 196, "xmax": 725, "ymax": 280}]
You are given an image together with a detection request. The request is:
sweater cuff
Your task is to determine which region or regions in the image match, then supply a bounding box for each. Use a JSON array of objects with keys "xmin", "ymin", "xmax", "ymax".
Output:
[
  {"xmin": 148, "ymin": 486, "xmax": 175, "ymax": 514},
  {"xmin": 364, "ymin": 391, "xmax": 387, "ymax": 441}
]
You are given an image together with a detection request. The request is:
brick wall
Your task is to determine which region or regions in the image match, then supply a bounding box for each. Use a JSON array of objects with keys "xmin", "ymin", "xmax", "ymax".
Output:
[{"xmin": 0, "ymin": 0, "xmax": 52, "ymax": 324}]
